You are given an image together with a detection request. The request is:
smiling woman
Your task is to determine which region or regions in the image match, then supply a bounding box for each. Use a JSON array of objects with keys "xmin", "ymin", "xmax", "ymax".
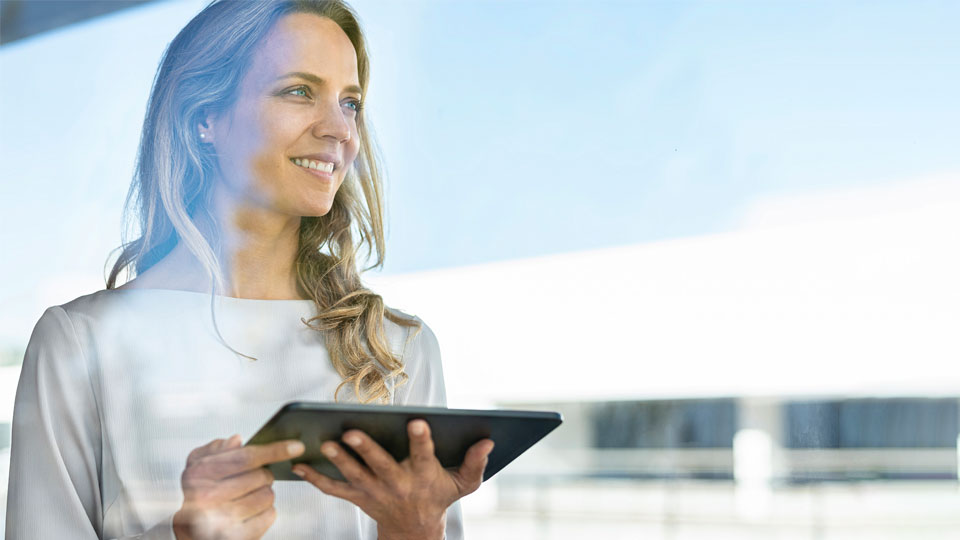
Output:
[
  {"xmin": 4, "ymin": 1, "xmax": 490, "ymax": 539},
  {"xmin": 197, "ymin": 13, "xmax": 362, "ymax": 220}
]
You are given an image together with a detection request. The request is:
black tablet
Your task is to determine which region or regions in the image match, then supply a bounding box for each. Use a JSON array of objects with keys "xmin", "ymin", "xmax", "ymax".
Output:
[{"xmin": 245, "ymin": 402, "xmax": 563, "ymax": 482}]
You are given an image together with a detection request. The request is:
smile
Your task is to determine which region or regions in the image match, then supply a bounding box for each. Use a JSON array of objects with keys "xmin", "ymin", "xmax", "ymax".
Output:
[{"xmin": 290, "ymin": 157, "xmax": 334, "ymax": 173}]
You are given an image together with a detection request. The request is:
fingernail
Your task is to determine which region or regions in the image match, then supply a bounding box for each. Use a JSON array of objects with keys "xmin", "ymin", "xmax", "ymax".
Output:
[
  {"xmin": 411, "ymin": 420, "xmax": 425, "ymax": 435},
  {"xmin": 343, "ymin": 433, "xmax": 361, "ymax": 447},
  {"xmin": 292, "ymin": 467, "xmax": 305, "ymax": 478},
  {"xmin": 287, "ymin": 441, "xmax": 305, "ymax": 455},
  {"xmin": 230, "ymin": 434, "xmax": 242, "ymax": 445},
  {"xmin": 322, "ymin": 443, "xmax": 338, "ymax": 458}
]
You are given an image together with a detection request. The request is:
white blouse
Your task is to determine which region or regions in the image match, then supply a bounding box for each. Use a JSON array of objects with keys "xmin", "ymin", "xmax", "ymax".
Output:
[{"xmin": 5, "ymin": 288, "xmax": 463, "ymax": 539}]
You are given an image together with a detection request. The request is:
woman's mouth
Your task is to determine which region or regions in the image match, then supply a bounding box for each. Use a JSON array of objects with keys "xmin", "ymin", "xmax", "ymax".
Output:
[{"xmin": 290, "ymin": 157, "xmax": 334, "ymax": 180}]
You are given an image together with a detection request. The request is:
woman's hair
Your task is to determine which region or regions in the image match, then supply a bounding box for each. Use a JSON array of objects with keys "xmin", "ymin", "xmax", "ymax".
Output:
[{"xmin": 106, "ymin": 0, "xmax": 417, "ymax": 404}]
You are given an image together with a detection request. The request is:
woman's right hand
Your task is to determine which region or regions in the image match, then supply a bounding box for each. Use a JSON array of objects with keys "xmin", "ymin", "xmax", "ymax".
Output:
[{"xmin": 172, "ymin": 434, "xmax": 306, "ymax": 540}]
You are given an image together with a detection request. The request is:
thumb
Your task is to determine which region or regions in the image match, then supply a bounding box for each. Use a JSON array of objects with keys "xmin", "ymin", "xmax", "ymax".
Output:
[{"xmin": 452, "ymin": 439, "xmax": 494, "ymax": 497}]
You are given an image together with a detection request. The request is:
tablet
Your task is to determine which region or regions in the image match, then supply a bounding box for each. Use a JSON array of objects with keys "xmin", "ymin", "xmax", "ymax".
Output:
[{"xmin": 245, "ymin": 401, "xmax": 563, "ymax": 482}]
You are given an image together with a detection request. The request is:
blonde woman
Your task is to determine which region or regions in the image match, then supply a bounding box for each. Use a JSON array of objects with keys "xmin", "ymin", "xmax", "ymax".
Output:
[{"xmin": 5, "ymin": 1, "xmax": 492, "ymax": 538}]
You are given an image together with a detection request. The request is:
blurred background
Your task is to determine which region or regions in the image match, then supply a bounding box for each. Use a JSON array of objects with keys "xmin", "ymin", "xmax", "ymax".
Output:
[{"xmin": 2, "ymin": 0, "xmax": 959, "ymax": 538}]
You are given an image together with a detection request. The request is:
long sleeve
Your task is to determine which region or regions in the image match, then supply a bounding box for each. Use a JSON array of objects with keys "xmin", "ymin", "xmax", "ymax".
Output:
[
  {"xmin": 392, "ymin": 317, "xmax": 465, "ymax": 540},
  {"xmin": 393, "ymin": 317, "xmax": 449, "ymax": 408},
  {"xmin": 4, "ymin": 307, "xmax": 175, "ymax": 540},
  {"xmin": 6, "ymin": 307, "xmax": 104, "ymax": 538}
]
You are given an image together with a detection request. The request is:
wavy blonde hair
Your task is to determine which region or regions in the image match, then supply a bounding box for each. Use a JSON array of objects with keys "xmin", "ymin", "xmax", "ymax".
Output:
[{"xmin": 106, "ymin": 0, "xmax": 417, "ymax": 403}]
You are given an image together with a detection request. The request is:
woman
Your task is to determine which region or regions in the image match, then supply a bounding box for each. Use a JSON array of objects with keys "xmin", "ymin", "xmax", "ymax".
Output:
[{"xmin": 5, "ymin": 1, "xmax": 492, "ymax": 538}]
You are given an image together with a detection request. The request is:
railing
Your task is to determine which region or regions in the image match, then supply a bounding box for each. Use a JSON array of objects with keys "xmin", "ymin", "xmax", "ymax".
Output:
[{"xmin": 503, "ymin": 446, "xmax": 958, "ymax": 481}]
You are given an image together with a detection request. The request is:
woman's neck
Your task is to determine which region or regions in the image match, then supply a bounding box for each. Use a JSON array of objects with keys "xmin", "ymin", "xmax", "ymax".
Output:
[
  {"xmin": 122, "ymin": 238, "xmax": 304, "ymax": 300},
  {"xmin": 204, "ymin": 181, "xmax": 305, "ymax": 300},
  {"xmin": 123, "ymin": 191, "xmax": 307, "ymax": 300}
]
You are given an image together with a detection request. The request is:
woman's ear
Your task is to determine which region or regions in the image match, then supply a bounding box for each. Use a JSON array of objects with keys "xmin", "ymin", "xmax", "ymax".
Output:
[{"xmin": 198, "ymin": 112, "xmax": 217, "ymax": 143}]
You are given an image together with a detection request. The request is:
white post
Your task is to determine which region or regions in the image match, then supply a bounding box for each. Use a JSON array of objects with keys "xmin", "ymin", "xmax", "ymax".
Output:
[
  {"xmin": 734, "ymin": 428, "xmax": 773, "ymax": 521},
  {"xmin": 735, "ymin": 397, "xmax": 785, "ymax": 521}
]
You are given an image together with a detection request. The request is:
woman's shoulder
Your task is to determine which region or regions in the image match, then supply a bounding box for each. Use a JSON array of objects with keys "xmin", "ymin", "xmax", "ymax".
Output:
[
  {"xmin": 60, "ymin": 287, "xmax": 170, "ymax": 315},
  {"xmin": 382, "ymin": 306, "xmax": 442, "ymax": 363},
  {"xmin": 56, "ymin": 288, "xmax": 134, "ymax": 320},
  {"xmin": 23, "ymin": 290, "xmax": 138, "ymax": 371},
  {"xmin": 40, "ymin": 287, "xmax": 213, "ymax": 339},
  {"xmin": 26, "ymin": 289, "xmax": 146, "ymax": 342},
  {"xmin": 383, "ymin": 305, "xmax": 428, "ymax": 340},
  {"xmin": 383, "ymin": 305, "xmax": 421, "ymax": 326}
]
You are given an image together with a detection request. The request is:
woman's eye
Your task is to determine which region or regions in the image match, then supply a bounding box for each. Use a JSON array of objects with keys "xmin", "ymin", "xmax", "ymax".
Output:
[
  {"xmin": 286, "ymin": 86, "xmax": 310, "ymax": 97},
  {"xmin": 283, "ymin": 86, "xmax": 360, "ymax": 113}
]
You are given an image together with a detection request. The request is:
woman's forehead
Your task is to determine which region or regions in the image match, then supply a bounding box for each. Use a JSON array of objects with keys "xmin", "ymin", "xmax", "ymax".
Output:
[{"xmin": 248, "ymin": 12, "xmax": 360, "ymax": 88}]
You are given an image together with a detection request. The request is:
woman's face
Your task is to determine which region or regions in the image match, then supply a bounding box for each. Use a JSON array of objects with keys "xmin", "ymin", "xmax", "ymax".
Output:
[{"xmin": 203, "ymin": 13, "xmax": 362, "ymax": 218}]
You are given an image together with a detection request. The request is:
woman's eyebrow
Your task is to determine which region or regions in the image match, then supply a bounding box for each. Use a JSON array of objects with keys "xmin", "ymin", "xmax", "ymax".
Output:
[{"xmin": 275, "ymin": 71, "xmax": 362, "ymax": 95}]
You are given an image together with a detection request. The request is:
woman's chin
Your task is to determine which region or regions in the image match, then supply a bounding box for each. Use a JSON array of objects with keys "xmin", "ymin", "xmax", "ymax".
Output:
[{"xmin": 299, "ymin": 202, "xmax": 335, "ymax": 218}]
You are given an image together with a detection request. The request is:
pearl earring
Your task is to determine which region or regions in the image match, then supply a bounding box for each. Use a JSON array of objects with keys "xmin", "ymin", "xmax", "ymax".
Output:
[{"xmin": 200, "ymin": 133, "xmax": 206, "ymax": 139}]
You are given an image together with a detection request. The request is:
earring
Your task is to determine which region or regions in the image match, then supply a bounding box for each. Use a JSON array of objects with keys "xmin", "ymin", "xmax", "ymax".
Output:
[{"xmin": 200, "ymin": 133, "xmax": 206, "ymax": 139}]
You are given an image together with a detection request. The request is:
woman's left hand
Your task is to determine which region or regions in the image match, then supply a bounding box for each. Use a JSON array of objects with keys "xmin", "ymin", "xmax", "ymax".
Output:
[{"xmin": 292, "ymin": 419, "xmax": 494, "ymax": 540}]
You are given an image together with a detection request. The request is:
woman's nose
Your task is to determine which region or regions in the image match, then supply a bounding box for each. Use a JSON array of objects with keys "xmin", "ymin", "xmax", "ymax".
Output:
[{"xmin": 311, "ymin": 99, "xmax": 351, "ymax": 143}]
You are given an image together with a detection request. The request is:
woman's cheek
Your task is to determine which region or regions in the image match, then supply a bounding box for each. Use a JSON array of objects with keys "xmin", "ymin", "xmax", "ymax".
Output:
[{"xmin": 245, "ymin": 153, "xmax": 286, "ymax": 203}]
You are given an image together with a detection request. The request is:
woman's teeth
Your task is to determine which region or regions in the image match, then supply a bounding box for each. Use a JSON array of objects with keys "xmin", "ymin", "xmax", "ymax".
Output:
[{"xmin": 291, "ymin": 157, "xmax": 334, "ymax": 173}]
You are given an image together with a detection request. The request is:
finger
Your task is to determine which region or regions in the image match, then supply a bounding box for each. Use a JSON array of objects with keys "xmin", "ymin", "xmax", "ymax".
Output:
[
  {"xmin": 452, "ymin": 439, "xmax": 494, "ymax": 497},
  {"xmin": 226, "ymin": 484, "xmax": 275, "ymax": 522},
  {"xmin": 216, "ymin": 467, "xmax": 275, "ymax": 501},
  {"xmin": 194, "ymin": 439, "xmax": 305, "ymax": 480},
  {"xmin": 320, "ymin": 441, "xmax": 376, "ymax": 486},
  {"xmin": 187, "ymin": 435, "xmax": 236, "ymax": 466},
  {"xmin": 241, "ymin": 505, "xmax": 277, "ymax": 539},
  {"xmin": 212, "ymin": 434, "xmax": 242, "ymax": 454},
  {"xmin": 340, "ymin": 430, "xmax": 403, "ymax": 486},
  {"xmin": 292, "ymin": 464, "xmax": 364, "ymax": 504},
  {"xmin": 407, "ymin": 419, "xmax": 436, "ymax": 471}
]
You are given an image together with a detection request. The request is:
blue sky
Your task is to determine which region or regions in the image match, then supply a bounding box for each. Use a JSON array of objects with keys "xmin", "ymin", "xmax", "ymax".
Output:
[
  {"xmin": 373, "ymin": 0, "xmax": 960, "ymax": 271},
  {"xmin": 1, "ymin": 0, "xmax": 958, "ymax": 343}
]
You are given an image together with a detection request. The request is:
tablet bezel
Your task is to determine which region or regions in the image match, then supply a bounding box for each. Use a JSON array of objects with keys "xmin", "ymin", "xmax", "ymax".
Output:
[{"xmin": 245, "ymin": 401, "xmax": 563, "ymax": 482}]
